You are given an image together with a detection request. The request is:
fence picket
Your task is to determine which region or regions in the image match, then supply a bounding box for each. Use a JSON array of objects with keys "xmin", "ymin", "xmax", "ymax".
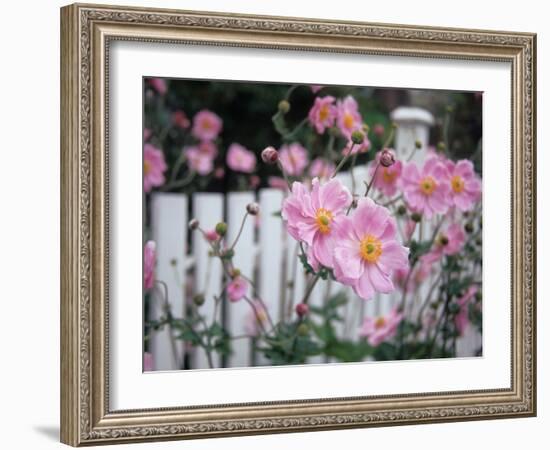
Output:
[{"xmin": 150, "ymin": 193, "xmax": 187, "ymax": 370}]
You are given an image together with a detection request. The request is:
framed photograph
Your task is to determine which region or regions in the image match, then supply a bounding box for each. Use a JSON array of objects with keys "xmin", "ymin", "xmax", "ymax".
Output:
[{"xmin": 60, "ymin": 3, "xmax": 536, "ymax": 446}]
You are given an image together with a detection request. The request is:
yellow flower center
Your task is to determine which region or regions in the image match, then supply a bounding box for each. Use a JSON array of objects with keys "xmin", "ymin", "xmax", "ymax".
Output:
[
  {"xmin": 419, "ymin": 176, "xmax": 437, "ymax": 195},
  {"xmin": 451, "ymin": 175, "xmax": 465, "ymax": 193},
  {"xmin": 144, "ymin": 160, "xmax": 151, "ymax": 175},
  {"xmin": 382, "ymin": 168, "xmax": 398, "ymax": 183},
  {"xmin": 360, "ymin": 234, "xmax": 383, "ymax": 263},
  {"xmin": 201, "ymin": 119, "xmax": 212, "ymax": 130},
  {"xmin": 315, "ymin": 208, "xmax": 333, "ymax": 234},
  {"xmin": 319, "ymin": 105, "xmax": 330, "ymax": 122},
  {"xmin": 374, "ymin": 317, "xmax": 386, "ymax": 329},
  {"xmin": 343, "ymin": 113, "xmax": 355, "ymax": 130}
]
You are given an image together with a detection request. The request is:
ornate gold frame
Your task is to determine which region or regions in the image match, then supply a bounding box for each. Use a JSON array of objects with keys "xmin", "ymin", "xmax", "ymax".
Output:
[{"xmin": 60, "ymin": 3, "xmax": 536, "ymax": 446}]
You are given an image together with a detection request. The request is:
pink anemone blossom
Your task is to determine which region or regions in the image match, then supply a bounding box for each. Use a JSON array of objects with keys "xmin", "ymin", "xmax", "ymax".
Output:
[
  {"xmin": 226, "ymin": 143, "xmax": 257, "ymax": 173},
  {"xmin": 445, "ymin": 159, "xmax": 482, "ymax": 211},
  {"xmin": 282, "ymin": 178, "xmax": 351, "ymax": 268},
  {"xmin": 227, "ymin": 276, "xmax": 248, "ymax": 302},
  {"xmin": 455, "ymin": 285, "xmax": 478, "ymax": 336},
  {"xmin": 310, "ymin": 85, "xmax": 323, "ymax": 94},
  {"xmin": 369, "ymin": 150, "xmax": 402, "ymax": 197},
  {"xmin": 144, "ymin": 144, "xmax": 167, "ymax": 193},
  {"xmin": 308, "ymin": 96, "xmax": 337, "ymax": 134},
  {"xmin": 279, "ymin": 143, "xmax": 309, "ymax": 176},
  {"xmin": 144, "ymin": 240, "xmax": 156, "ymax": 291},
  {"xmin": 172, "ymin": 110, "xmax": 190, "ymax": 129},
  {"xmin": 191, "ymin": 109, "xmax": 223, "ymax": 141},
  {"xmin": 359, "ymin": 307, "xmax": 403, "ymax": 346},
  {"xmin": 421, "ymin": 223, "xmax": 466, "ymax": 264},
  {"xmin": 308, "ymin": 158, "xmax": 335, "ymax": 180},
  {"xmin": 401, "ymin": 158, "xmax": 451, "ymax": 219},
  {"xmin": 184, "ymin": 141, "xmax": 218, "ymax": 175},
  {"xmin": 332, "ymin": 198, "xmax": 409, "ymax": 300},
  {"xmin": 336, "ymin": 95, "xmax": 363, "ymax": 139}
]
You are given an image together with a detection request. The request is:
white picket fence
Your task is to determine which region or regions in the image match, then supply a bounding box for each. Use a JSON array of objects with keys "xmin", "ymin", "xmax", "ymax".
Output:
[{"xmin": 147, "ymin": 107, "xmax": 481, "ymax": 371}]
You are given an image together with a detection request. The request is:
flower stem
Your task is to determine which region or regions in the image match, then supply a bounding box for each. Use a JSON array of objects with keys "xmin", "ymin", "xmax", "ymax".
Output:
[
  {"xmin": 363, "ymin": 162, "xmax": 381, "ymax": 197},
  {"xmin": 229, "ymin": 212, "xmax": 249, "ymax": 251},
  {"xmin": 331, "ymin": 143, "xmax": 356, "ymax": 178}
]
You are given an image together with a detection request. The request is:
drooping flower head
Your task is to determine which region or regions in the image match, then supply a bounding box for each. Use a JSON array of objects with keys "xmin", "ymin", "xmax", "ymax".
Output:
[
  {"xmin": 144, "ymin": 144, "xmax": 167, "ymax": 193},
  {"xmin": 279, "ymin": 143, "xmax": 309, "ymax": 176},
  {"xmin": 244, "ymin": 299, "xmax": 269, "ymax": 336},
  {"xmin": 226, "ymin": 143, "xmax": 257, "ymax": 173},
  {"xmin": 308, "ymin": 96, "xmax": 337, "ymax": 134},
  {"xmin": 336, "ymin": 96, "xmax": 363, "ymax": 139},
  {"xmin": 184, "ymin": 141, "xmax": 218, "ymax": 175},
  {"xmin": 227, "ymin": 276, "xmax": 248, "ymax": 302},
  {"xmin": 359, "ymin": 307, "xmax": 403, "ymax": 346},
  {"xmin": 421, "ymin": 222, "xmax": 466, "ymax": 264},
  {"xmin": 455, "ymin": 285, "xmax": 478, "ymax": 336},
  {"xmin": 191, "ymin": 109, "xmax": 223, "ymax": 141},
  {"xmin": 144, "ymin": 240, "xmax": 156, "ymax": 291},
  {"xmin": 332, "ymin": 198, "xmax": 409, "ymax": 300},
  {"xmin": 369, "ymin": 149, "xmax": 403, "ymax": 197},
  {"xmin": 308, "ymin": 158, "xmax": 335, "ymax": 181},
  {"xmin": 445, "ymin": 159, "xmax": 482, "ymax": 211},
  {"xmin": 401, "ymin": 158, "xmax": 451, "ymax": 218},
  {"xmin": 282, "ymin": 178, "xmax": 351, "ymax": 268}
]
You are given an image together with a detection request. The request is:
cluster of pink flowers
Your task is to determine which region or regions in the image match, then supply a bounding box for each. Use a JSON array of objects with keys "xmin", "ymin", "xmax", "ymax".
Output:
[
  {"xmin": 226, "ymin": 143, "xmax": 257, "ymax": 173},
  {"xmin": 282, "ymin": 179, "xmax": 409, "ymax": 301},
  {"xmin": 183, "ymin": 110, "xmax": 223, "ymax": 176}
]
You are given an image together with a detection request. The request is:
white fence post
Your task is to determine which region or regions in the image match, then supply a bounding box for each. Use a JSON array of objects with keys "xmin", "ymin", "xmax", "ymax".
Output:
[
  {"xmin": 390, "ymin": 107, "xmax": 434, "ymax": 163},
  {"xmin": 192, "ymin": 192, "xmax": 224, "ymax": 369},
  {"xmin": 150, "ymin": 193, "xmax": 187, "ymax": 370},
  {"xmin": 226, "ymin": 191, "xmax": 256, "ymax": 367}
]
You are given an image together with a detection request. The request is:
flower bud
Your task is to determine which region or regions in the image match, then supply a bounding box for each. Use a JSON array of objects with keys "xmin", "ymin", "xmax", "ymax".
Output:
[
  {"xmin": 231, "ymin": 268, "xmax": 241, "ymax": 278},
  {"xmin": 446, "ymin": 105, "xmax": 454, "ymax": 113},
  {"xmin": 295, "ymin": 303, "xmax": 309, "ymax": 317},
  {"xmin": 351, "ymin": 130, "xmax": 365, "ymax": 145},
  {"xmin": 220, "ymin": 248, "xmax": 234, "ymax": 260},
  {"xmin": 379, "ymin": 148, "xmax": 396, "ymax": 168},
  {"xmin": 438, "ymin": 234, "xmax": 449, "ymax": 246},
  {"xmin": 246, "ymin": 202, "xmax": 260, "ymax": 216},
  {"xmin": 193, "ymin": 293, "xmax": 205, "ymax": 306},
  {"xmin": 170, "ymin": 258, "xmax": 178, "ymax": 267},
  {"xmin": 464, "ymin": 222, "xmax": 474, "ymax": 234},
  {"xmin": 261, "ymin": 146, "xmax": 279, "ymax": 164},
  {"xmin": 391, "ymin": 122, "xmax": 398, "ymax": 129},
  {"xmin": 414, "ymin": 139, "xmax": 422, "ymax": 149},
  {"xmin": 411, "ymin": 212, "xmax": 422, "ymax": 223},
  {"xmin": 436, "ymin": 141, "xmax": 446, "ymax": 152},
  {"xmin": 278, "ymin": 99, "xmax": 290, "ymax": 114},
  {"xmin": 215, "ymin": 222, "xmax": 227, "ymax": 236},
  {"xmin": 397, "ymin": 205, "xmax": 407, "ymax": 216},
  {"xmin": 297, "ymin": 323, "xmax": 309, "ymax": 336},
  {"xmin": 362, "ymin": 123, "xmax": 370, "ymax": 134},
  {"xmin": 189, "ymin": 218, "xmax": 200, "ymax": 230},
  {"xmin": 351, "ymin": 198, "xmax": 358, "ymax": 209}
]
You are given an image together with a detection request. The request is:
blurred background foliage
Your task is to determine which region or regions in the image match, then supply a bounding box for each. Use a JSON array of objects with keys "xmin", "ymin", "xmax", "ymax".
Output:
[{"xmin": 144, "ymin": 78, "xmax": 482, "ymax": 193}]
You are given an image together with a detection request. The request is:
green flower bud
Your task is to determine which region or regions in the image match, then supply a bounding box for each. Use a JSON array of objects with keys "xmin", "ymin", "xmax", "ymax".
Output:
[
  {"xmin": 436, "ymin": 141, "xmax": 446, "ymax": 152},
  {"xmin": 411, "ymin": 212, "xmax": 422, "ymax": 223},
  {"xmin": 193, "ymin": 294, "xmax": 205, "ymax": 306},
  {"xmin": 415, "ymin": 139, "xmax": 422, "ymax": 149},
  {"xmin": 446, "ymin": 105, "xmax": 454, "ymax": 113},
  {"xmin": 351, "ymin": 130, "xmax": 365, "ymax": 145},
  {"xmin": 278, "ymin": 99, "xmax": 290, "ymax": 114},
  {"xmin": 297, "ymin": 323, "xmax": 309, "ymax": 336},
  {"xmin": 215, "ymin": 222, "xmax": 227, "ymax": 237},
  {"xmin": 464, "ymin": 222, "xmax": 474, "ymax": 233},
  {"xmin": 220, "ymin": 248, "xmax": 234, "ymax": 260},
  {"xmin": 397, "ymin": 205, "xmax": 407, "ymax": 216}
]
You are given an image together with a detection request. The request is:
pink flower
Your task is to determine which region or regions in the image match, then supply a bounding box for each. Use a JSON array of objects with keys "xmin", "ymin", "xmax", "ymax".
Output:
[
  {"xmin": 310, "ymin": 85, "xmax": 323, "ymax": 94},
  {"xmin": 226, "ymin": 143, "xmax": 256, "ymax": 173},
  {"xmin": 144, "ymin": 240, "xmax": 156, "ymax": 290},
  {"xmin": 184, "ymin": 141, "xmax": 218, "ymax": 175},
  {"xmin": 336, "ymin": 96, "xmax": 362, "ymax": 139},
  {"xmin": 369, "ymin": 150, "xmax": 402, "ymax": 197},
  {"xmin": 359, "ymin": 307, "xmax": 403, "ymax": 346},
  {"xmin": 148, "ymin": 78, "xmax": 167, "ymax": 95},
  {"xmin": 144, "ymin": 144, "xmax": 167, "ymax": 193},
  {"xmin": 308, "ymin": 96, "xmax": 337, "ymax": 134},
  {"xmin": 332, "ymin": 198, "xmax": 409, "ymax": 300},
  {"xmin": 204, "ymin": 229, "xmax": 219, "ymax": 242},
  {"xmin": 342, "ymin": 137, "xmax": 371, "ymax": 155},
  {"xmin": 282, "ymin": 178, "xmax": 351, "ymax": 268},
  {"xmin": 191, "ymin": 110, "xmax": 222, "ymax": 141},
  {"xmin": 373, "ymin": 123, "xmax": 385, "ymax": 137},
  {"xmin": 268, "ymin": 176, "xmax": 288, "ymax": 191},
  {"xmin": 455, "ymin": 285, "xmax": 478, "ymax": 336},
  {"xmin": 308, "ymin": 158, "xmax": 335, "ymax": 180},
  {"xmin": 401, "ymin": 158, "xmax": 451, "ymax": 218},
  {"xmin": 143, "ymin": 128, "xmax": 152, "ymax": 141},
  {"xmin": 445, "ymin": 159, "xmax": 482, "ymax": 211},
  {"xmin": 143, "ymin": 352, "xmax": 154, "ymax": 371},
  {"xmin": 172, "ymin": 110, "xmax": 190, "ymax": 129},
  {"xmin": 227, "ymin": 276, "xmax": 248, "ymax": 302},
  {"xmin": 421, "ymin": 223, "xmax": 466, "ymax": 264},
  {"xmin": 244, "ymin": 300, "xmax": 269, "ymax": 336},
  {"xmin": 279, "ymin": 143, "xmax": 309, "ymax": 176}
]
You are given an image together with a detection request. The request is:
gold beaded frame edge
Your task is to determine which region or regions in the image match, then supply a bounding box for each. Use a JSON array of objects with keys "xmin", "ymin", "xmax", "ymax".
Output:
[{"xmin": 60, "ymin": 3, "xmax": 536, "ymax": 446}]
